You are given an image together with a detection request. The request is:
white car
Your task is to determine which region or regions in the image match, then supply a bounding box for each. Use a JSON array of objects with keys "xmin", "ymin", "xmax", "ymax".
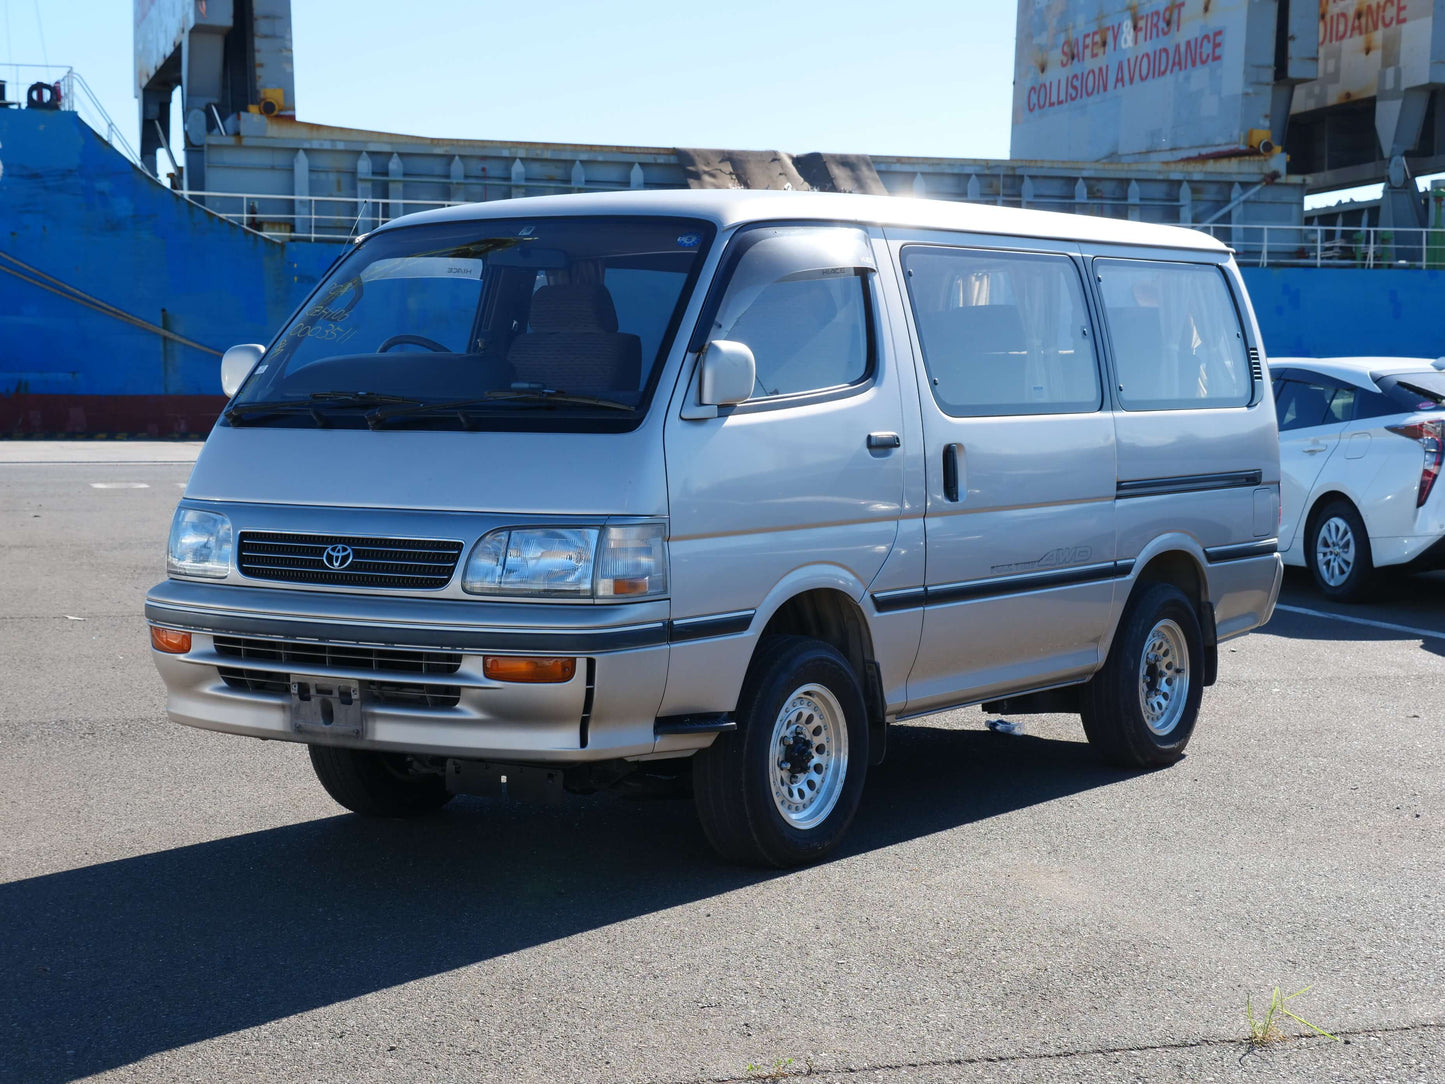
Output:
[{"xmin": 1270, "ymin": 357, "xmax": 1445, "ymax": 600}]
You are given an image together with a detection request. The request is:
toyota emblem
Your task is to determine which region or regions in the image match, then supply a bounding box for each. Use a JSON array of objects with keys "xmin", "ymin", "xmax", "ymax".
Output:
[{"xmin": 323, "ymin": 544, "xmax": 354, "ymax": 570}]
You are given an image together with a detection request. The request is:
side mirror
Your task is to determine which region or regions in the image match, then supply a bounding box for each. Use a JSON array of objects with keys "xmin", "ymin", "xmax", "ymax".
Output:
[
  {"xmin": 221, "ymin": 344, "xmax": 265, "ymax": 398},
  {"xmin": 698, "ymin": 339, "xmax": 755, "ymax": 407}
]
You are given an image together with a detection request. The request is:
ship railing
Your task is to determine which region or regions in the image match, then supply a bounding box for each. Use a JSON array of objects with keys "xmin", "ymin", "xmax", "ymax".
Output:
[
  {"xmin": 1, "ymin": 63, "xmax": 154, "ymax": 180},
  {"xmin": 185, "ymin": 191, "xmax": 467, "ymax": 241},
  {"xmin": 1193, "ymin": 223, "xmax": 1445, "ymax": 270},
  {"xmin": 183, "ymin": 188, "xmax": 640, "ymax": 242},
  {"xmin": 166, "ymin": 188, "xmax": 1445, "ymax": 269}
]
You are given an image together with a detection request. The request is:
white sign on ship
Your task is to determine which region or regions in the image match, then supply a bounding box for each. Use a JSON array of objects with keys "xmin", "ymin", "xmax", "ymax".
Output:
[
  {"xmin": 1011, "ymin": 0, "xmax": 1252, "ymax": 161},
  {"xmin": 1292, "ymin": 0, "xmax": 1432, "ymax": 113}
]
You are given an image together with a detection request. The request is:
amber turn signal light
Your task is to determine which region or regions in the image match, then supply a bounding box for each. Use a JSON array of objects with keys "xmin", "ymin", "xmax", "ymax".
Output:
[
  {"xmin": 150, "ymin": 626, "xmax": 192, "ymax": 654},
  {"xmin": 605, "ymin": 577, "xmax": 651, "ymax": 596},
  {"xmin": 482, "ymin": 655, "xmax": 576, "ymax": 683}
]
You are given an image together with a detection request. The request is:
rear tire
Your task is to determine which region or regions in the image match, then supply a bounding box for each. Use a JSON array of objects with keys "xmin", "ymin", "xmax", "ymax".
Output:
[
  {"xmin": 308, "ymin": 745, "xmax": 452, "ymax": 817},
  {"xmin": 1082, "ymin": 583, "xmax": 1203, "ymax": 768},
  {"xmin": 1307, "ymin": 499, "xmax": 1375, "ymax": 602},
  {"xmin": 693, "ymin": 635, "xmax": 869, "ymax": 867}
]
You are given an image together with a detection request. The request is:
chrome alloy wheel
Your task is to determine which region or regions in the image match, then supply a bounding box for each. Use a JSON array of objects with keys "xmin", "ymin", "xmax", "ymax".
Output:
[
  {"xmin": 1315, "ymin": 515, "xmax": 1357, "ymax": 587},
  {"xmin": 768, "ymin": 683, "xmax": 849, "ymax": 830},
  {"xmin": 1137, "ymin": 619, "xmax": 1190, "ymax": 737}
]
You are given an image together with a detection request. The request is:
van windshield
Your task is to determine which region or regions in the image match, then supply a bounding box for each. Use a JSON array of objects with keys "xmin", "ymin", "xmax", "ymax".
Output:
[{"xmin": 227, "ymin": 216, "xmax": 715, "ymax": 431}]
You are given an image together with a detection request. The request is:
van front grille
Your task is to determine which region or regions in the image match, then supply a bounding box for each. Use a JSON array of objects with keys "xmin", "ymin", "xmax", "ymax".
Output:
[
  {"xmin": 213, "ymin": 635, "xmax": 462, "ymax": 675},
  {"xmin": 236, "ymin": 531, "xmax": 463, "ymax": 589},
  {"xmin": 217, "ymin": 667, "xmax": 461, "ymax": 709},
  {"xmin": 213, "ymin": 635, "xmax": 463, "ymax": 709}
]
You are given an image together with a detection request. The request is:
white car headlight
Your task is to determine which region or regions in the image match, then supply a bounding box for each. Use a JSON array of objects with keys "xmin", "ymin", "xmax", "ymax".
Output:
[
  {"xmin": 167, "ymin": 507, "xmax": 233, "ymax": 579},
  {"xmin": 461, "ymin": 522, "xmax": 667, "ymax": 600}
]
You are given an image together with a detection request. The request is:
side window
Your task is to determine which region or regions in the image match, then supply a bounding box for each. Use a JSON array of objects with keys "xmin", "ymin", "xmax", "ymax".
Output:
[
  {"xmin": 1271, "ymin": 379, "xmax": 1289, "ymax": 426},
  {"xmin": 1275, "ymin": 380, "xmax": 1334, "ymax": 431},
  {"xmin": 1096, "ymin": 259, "xmax": 1252, "ymax": 410},
  {"xmin": 1355, "ymin": 388, "xmax": 1402, "ymax": 419},
  {"xmin": 707, "ymin": 226, "xmax": 875, "ymax": 401},
  {"xmin": 727, "ymin": 275, "xmax": 869, "ymax": 397},
  {"xmin": 900, "ymin": 246, "xmax": 1100, "ymax": 416},
  {"xmin": 1325, "ymin": 386, "xmax": 1356, "ymax": 424},
  {"xmin": 1273, "ymin": 380, "xmax": 1297, "ymax": 428}
]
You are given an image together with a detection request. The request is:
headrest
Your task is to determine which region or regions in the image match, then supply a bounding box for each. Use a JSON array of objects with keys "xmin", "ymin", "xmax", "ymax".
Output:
[{"xmin": 528, "ymin": 284, "xmax": 619, "ymax": 334}]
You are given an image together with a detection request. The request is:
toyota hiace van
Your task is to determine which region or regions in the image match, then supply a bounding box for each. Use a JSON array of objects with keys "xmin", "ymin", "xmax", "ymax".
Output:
[{"xmin": 148, "ymin": 190, "xmax": 1283, "ymax": 866}]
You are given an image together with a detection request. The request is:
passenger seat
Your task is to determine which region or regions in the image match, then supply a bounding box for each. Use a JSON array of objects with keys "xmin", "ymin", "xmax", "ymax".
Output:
[{"xmin": 507, "ymin": 283, "xmax": 642, "ymax": 392}]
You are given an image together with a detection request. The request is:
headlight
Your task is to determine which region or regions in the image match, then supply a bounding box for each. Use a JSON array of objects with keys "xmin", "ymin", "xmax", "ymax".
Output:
[
  {"xmin": 167, "ymin": 508, "xmax": 233, "ymax": 579},
  {"xmin": 461, "ymin": 522, "xmax": 667, "ymax": 600}
]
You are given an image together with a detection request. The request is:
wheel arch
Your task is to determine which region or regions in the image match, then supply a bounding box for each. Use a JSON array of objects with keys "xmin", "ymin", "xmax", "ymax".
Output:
[
  {"xmin": 1112, "ymin": 538, "xmax": 1218, "ymax": 687},
  {"xmin": 1301, "ymin": 489, "xmax": 1378, "ymax": 599},
  {"xmin": 755, "ymin": 585, "xmax": 887, "ymax": 763},
  {"xmin": 1303, "ymin": 488, "xmax": 1361, "ymax": 541}
]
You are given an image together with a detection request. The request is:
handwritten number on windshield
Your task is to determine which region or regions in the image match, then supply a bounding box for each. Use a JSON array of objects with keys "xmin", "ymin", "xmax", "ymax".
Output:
[{"xmin": 286, "ymin": 321, "xmax": 357, "ymax": 345}]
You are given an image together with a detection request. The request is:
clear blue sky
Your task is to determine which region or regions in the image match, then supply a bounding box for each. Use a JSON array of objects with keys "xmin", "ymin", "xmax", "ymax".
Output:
[{"xmin": 5, "ymin": 0, "xmax": 1018, "ymax": 159}]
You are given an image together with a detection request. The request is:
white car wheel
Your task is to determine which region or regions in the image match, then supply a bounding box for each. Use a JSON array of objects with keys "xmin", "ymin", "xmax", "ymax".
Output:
[{"xmin": 1307, "ymin": 499, "xmax": 1375, "ymax": 602}]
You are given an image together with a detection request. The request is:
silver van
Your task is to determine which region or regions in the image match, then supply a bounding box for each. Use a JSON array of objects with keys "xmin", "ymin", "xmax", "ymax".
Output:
[{"xmin": 147, "ymin": 191, "xmax": 1283, "ymax": 866}]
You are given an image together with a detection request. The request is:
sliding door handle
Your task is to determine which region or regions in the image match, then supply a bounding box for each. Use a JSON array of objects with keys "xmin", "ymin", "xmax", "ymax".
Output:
[
  {"xmin": 866, "ymin": 431, "xmax": 901, "ymax": 450},
  {"xmin": 942, "ymin": 442, "xmax": 963, "ymax": 502}
]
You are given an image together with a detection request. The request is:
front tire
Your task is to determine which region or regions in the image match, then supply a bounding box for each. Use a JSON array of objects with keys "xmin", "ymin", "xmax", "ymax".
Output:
[
  {"xmin": 1307, "ymin": 499, "xmax": 1375, "ymax": 602},
  {"xmin": 693, "ymin": 636, "xmax": 869, "ymax": 867},
  {"xmin": 308, "ymin": 745, "xmax": 452, "ymax": 817},
  {"xmin": 1081, "ymin": 583, "xmax": 1203, "ymax": 768}
]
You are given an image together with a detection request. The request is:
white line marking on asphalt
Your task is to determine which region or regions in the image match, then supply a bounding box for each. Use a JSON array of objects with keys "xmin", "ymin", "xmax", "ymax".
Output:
[
  {"xmin": 1274, "ymin": 603, "xmax": 1445, "ymax": 642},
  {"xmin": 88, "ymin": 482, "xmax": 150, "ymax": 489},
  {"xmin": 0, "ymin": 441, "xmax": 201, "ymax": 465}
]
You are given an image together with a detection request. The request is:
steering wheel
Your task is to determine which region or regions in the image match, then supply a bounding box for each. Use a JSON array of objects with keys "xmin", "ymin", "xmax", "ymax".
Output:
[{"xmin": 377, "ymin": 334, "xmax": 451, "ymax": 353}]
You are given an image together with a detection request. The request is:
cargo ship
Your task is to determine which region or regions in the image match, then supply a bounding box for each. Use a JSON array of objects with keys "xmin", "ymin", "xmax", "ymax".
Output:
[{"xmin": 4, "ymin": 0, "xmax": 1444, "ymax": 436}]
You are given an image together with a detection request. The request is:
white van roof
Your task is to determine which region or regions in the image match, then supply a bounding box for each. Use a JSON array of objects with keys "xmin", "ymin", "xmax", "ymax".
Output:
[{"xmin": 376, "ymin": 189, "xmax": 1228, "ymax": 254}]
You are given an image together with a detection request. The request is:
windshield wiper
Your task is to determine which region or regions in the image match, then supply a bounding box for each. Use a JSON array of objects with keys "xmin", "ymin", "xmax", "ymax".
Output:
[
  {"xmin": 226, "ymin": 391, "xmax": 426, "ymax": 427},
  {"xmin": 481, "ymin": 388, "xmax": 633, "ymax": 411},
  {"xmin": 365, "ymin": 386, "xmax": 634, "ymax": 428},
  {"xmin": 224, "ymin": 399, "xmax": 321, "ymax": 425},
  {"xmin": 307, "ymin": 391, "xmax": 424, "ymax": 407}
]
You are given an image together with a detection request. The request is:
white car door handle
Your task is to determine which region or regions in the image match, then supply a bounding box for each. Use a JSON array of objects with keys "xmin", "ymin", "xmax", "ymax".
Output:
[{"xmin": 1303, "ymin": 443, "xmax": 1328, "ymax": 455}]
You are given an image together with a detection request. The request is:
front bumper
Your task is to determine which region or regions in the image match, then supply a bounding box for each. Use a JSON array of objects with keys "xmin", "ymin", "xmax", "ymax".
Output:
[{"xmin": 146, "ymin": 579, "xmax": 703, "ymax": 763}]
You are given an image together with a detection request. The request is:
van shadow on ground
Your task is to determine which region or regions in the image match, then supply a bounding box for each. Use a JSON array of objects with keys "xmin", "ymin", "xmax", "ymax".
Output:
[{"xmin": 0, "ymin": 725, "xmax": 1132, "ymax": 1083}]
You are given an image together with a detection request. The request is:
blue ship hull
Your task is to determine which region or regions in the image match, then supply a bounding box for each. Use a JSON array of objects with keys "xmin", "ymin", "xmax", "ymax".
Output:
[
  {"xmin": 1, "ymin": 108, "xmax": 1441, "ymax": 436},
  {"xmin": 0, "ymin": 109, "xmax": 341, "ymax": 435}
]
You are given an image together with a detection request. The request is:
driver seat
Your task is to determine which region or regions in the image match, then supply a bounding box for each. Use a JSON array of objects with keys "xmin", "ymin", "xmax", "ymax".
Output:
[{"xmin": 507, "ymin": 283, "xmax": 642, "ymax": 391}]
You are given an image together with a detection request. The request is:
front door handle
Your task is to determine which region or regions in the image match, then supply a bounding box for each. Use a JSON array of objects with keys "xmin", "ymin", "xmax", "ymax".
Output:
[{"xmin": 866, "ymin": 431, "xmax": 901, "ymax": 450}]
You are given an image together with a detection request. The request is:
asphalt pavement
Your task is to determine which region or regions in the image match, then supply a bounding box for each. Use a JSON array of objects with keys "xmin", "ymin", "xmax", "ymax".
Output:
[{"xmin": 1, "ymin": 447, "xmax": 1441, "ymax": 1083}]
